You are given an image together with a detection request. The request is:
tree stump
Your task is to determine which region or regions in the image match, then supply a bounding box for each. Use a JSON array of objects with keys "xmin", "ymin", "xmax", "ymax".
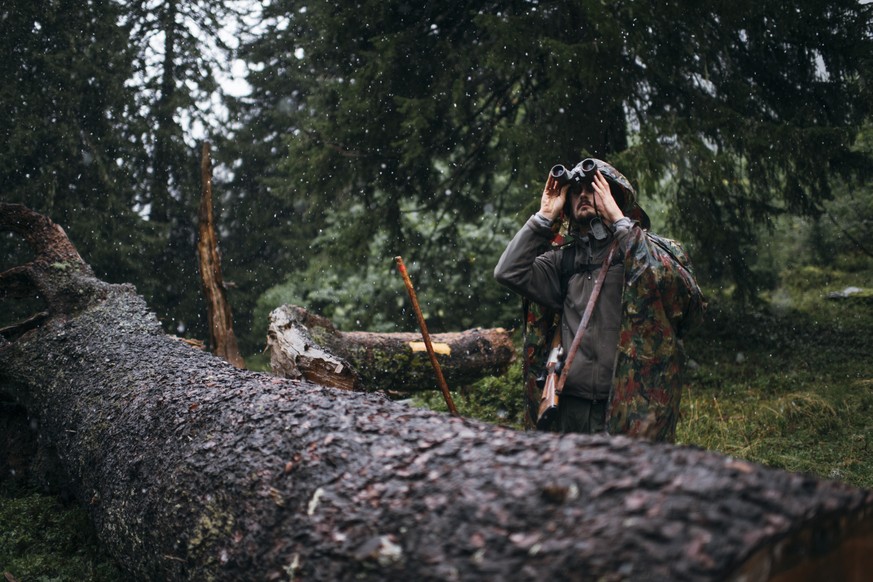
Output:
[
  {"xmin": 197, "ymin": 141, "xmax": 245, "ymax": 369},
  {"xmin": 1, "ymin": 203, "xmax": 872, "ymax": 581}
]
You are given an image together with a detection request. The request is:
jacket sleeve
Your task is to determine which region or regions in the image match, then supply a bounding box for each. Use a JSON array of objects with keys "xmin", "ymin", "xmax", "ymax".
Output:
[{"xmin": 493, "ymin": 214, "xmax": 564, "ymax": 310}]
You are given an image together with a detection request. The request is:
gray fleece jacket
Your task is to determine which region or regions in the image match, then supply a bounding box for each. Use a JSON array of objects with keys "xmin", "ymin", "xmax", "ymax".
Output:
[{"xmin": 494, "ymin": 214, "xmax": 632, "ymax": 400}]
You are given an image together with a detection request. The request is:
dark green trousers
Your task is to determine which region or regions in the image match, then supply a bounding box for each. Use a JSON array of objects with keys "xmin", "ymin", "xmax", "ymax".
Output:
[{"xmin": 555, "ymin": 395, "xmax": 608, "ymax": 434}]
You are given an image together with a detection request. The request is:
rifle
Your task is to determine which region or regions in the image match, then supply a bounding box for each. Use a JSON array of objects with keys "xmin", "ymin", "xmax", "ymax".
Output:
[{"xmin": 536, "ymin": 325, "xmax": 564, "ymax": 430}]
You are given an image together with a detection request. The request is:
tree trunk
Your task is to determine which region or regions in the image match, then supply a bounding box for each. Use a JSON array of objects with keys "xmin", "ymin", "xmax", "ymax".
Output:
[
  {"xmin": 150, "ymin": 0, "xmax": 177, "ymax": 225},
  {"xmin": 1, "ymin": 203, "xmax": 872, "ymax": 581},
  {"xmin": 267, "ymin": 304, "xmax": 515, "ymax": 393},
  {"xmin": 198, "ymin": 141, "xmax": 245, "ymax": 368}
]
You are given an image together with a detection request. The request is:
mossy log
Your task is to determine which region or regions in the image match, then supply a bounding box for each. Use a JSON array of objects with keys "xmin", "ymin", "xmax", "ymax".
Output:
[
  {"xmin": 267, "ymin": 304, "xmax": 515, "ymax": 393},
  {"xmin": 2, "ymin": 203, "xmax": 873, "ymax": 581}
]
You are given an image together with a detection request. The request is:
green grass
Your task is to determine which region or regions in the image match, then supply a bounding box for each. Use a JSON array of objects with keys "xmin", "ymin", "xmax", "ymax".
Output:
[{"xmin": 677, "ymin": 265, "xmax": 873, "ymax": 488}]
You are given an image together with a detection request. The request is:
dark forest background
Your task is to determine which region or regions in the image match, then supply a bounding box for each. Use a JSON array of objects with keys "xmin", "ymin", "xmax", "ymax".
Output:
[
  {"xmin": 2, "ymin": 3, "xmax": 873, "ymax": 577},
  {"xmin": 2, "ymin": 0, "xmax": 872, "ymax": 359}
]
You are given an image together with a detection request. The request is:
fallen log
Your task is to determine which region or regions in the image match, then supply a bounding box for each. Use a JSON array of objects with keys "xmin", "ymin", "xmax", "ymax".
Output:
[
  {"xmin": 1, "ymin": 202, "xmax": 872, "ymax": 581},
  {"xmin": 267, "ymin": 304, "xmax": 515, "ymax": 393}
]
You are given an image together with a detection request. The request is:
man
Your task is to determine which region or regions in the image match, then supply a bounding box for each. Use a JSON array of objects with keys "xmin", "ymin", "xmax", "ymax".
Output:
[{"xmin": 494, "ymin": 159, "xmax": 704, "ymax": 441}]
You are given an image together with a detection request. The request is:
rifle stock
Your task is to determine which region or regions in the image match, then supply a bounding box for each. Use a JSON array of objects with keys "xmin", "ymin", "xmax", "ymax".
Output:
[{"xmin": 536, "ymin": 338, "xmax": 563, "ymax": 430}]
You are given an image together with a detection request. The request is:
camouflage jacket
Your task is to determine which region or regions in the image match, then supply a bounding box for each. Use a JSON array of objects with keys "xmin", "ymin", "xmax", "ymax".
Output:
[
  {"xmin": 500, "ymin": 218, "xmax": 705, "ymax": 442},
  {"xmin": 608, "ymin": 226, "xmax": 706, "ymax": 441}
]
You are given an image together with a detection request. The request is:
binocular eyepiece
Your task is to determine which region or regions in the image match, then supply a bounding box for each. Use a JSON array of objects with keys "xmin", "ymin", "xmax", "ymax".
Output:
[{"xmin": 549, "ymin": 158, "xmax": 597, "ymax": 191}]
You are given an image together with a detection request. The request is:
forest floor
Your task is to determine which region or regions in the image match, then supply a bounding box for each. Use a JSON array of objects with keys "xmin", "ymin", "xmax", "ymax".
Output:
[
  {"xmin": 2, "ymin": 262, "xmax": 871, "ymax": 581},
  {"xmin": 677, "ymin": 265, "xmax": 873, "ymax": 489}
]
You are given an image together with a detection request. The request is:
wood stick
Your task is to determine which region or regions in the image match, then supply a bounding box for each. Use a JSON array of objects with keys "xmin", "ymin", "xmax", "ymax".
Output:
[{"xmin": 394, "ymin": 256, "xmax": 459, "ymax": 416}]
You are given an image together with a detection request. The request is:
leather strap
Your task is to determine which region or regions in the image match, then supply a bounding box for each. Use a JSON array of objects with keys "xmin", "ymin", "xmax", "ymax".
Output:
[{"xmin": 556, "ymin": 239, "xmax": 620, "ymax": 394}]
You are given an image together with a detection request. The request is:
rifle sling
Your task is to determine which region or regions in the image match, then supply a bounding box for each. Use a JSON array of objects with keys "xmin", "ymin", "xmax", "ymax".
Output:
[{"xmin": 556, "ymin": 239, "xmax": 620, "ymax": 394}]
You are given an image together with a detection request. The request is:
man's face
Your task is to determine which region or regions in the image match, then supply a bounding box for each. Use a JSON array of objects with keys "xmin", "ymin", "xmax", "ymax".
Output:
[{"xmin": 569, "ymin": 183, "xmax": 601, "ymax": 222}]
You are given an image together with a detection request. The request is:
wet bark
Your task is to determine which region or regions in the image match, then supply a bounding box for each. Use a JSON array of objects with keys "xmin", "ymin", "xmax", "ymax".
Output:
[
  {"xmin": 267, "ymin": 304, "xmax": 515, "ymax": 393},
  {"xmin": 1, "ymin": 203, "xmax": 872, "ymax": 582}
]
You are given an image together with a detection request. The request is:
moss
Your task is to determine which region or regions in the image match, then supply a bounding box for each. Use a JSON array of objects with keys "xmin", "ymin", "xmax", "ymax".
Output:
[
  {"xmin": 0, "ymin": 489, "xmax": 123, "ymax": 581},
  {"xmin": 362, "ymin": 347, "xmax": 443, "ymax": 386},
  {"xmin": 186, "ymin": 499, "xmax": 235, "ymax": 576},
  {"xmin": 413, "ymin": 356, "xmax": 527, "ymax": 427}
]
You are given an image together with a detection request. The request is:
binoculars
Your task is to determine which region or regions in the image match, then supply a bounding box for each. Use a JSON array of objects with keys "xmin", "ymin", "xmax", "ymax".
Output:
[{"xmin": 549, "ymin": 158, "xmax": 597, "ymax": 192}]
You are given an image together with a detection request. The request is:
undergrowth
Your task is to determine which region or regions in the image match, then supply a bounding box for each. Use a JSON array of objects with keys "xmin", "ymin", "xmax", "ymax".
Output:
[
  {"xmin": 676, "ymin": 263, "xmax": 873, "ymax": 488},
  {"xmin": 0, "ymin": 486, "xmax": 122, "ymax": 581}
]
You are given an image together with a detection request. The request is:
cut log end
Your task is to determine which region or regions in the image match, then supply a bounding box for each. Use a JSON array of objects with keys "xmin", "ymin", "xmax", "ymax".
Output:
[{"xmin": 733, "ymin": 507, "xmax": 873, "ymax": 581}]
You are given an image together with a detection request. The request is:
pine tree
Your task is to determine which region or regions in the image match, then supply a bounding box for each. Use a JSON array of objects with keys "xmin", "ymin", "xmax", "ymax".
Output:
[
  {"xmin": 123, "ymin": 0, "xmax": 249, "ymax": 338},
  {"xmin": 230, "ymin": 0, "xmax": 872, "ymax": 332},
  {"xmin": 0, "ymin": 0, "xmax": 151, "ymax": 290}
]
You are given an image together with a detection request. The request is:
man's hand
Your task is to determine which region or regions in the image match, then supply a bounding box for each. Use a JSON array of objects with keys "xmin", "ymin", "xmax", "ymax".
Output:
[
  {"xmin": 539, "ymin": 176, "xmax": 568, "ymax": 222},
  {"xmin": 591, "ymin": 170, "xmax": 624, "ymax": 225}
]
